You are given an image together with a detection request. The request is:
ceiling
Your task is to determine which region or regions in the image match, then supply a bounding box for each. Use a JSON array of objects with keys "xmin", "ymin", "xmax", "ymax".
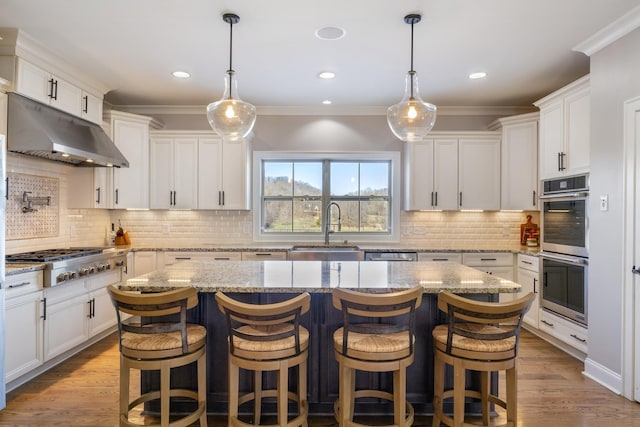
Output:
[{"xmin": 0, "ymin": 0, "xmax": 639, "ymax": 112}]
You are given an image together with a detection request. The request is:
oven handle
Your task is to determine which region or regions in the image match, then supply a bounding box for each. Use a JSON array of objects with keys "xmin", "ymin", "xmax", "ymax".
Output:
[
  {"xmin": 539, "ymin": 192, "xmax": 589, "ymax": 199},
  {"xmin": 539, "ymin": 252, "xmax": 589, "ymax": 265}
]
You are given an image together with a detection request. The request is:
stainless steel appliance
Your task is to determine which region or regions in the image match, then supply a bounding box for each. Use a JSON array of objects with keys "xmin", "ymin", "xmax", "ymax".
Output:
[
  {"xmin": 539, "ymin": 173, "xmax": 589, "ymax": 325},
  {"xmin": 364, "ymin": 252, "xmax": 417, "ymax": 261},
  {"xmin": 6, "ymin": 247, "xmax": 127, "ymax": 287}
]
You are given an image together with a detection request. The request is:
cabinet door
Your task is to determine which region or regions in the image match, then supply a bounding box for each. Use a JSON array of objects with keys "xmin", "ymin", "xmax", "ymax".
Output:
[
  {"xmin": 434, "ymin": 139, "xmax": 459, "ymax": 210},
  {"xmin": 565, "ymin": 87, "xmax": 590, "ymax": 176},
  {"xmin": 44, "ymin": 293, "xmax": 90, "ymax": 361},
  {"xmin": 81, "ymin": 91, "xmax": 103, "ymax": 124},
  {"xmin": 133, "ymin": 251, "xmax": 157, "ymax": 276},
  {"xmin": 403, "ymin": 139, "xmax": 435, "ymax": 210},
  {"xmin": 220, "ymin": 139, "xmax": 251, "ymax": 210},
  {"xmin": 173, "ymin": 138, "xmax": 199, "ymax": 209},
  {"xmin": 458, "ymin": 138, "xmax": 501, "ymax": 210},
  {"xmin": 501, "ymin": 120, "xmax": 538, "ymax": 210},
  {"xmin": 51, "ymin": 77, "xmax": 82, "ymax": 116},
  {"xmin": 5, "ymin": 291, "xmax": 44, "ymax": 383},
  {"xmin": 113, "ymin": 119, "xmax": 149, "ymax": 209},
  {"xmin": 539, "ymin": 101, "xmax": 565, "ymax": 179},
  {"xmin": 517, "ymin": 267, "xmax": 540, "ymax": 328},
  {"xmin": 15, "ymin": 59, "xmax": 51, "ymax": 104},
  {"xmin": 198, "ymin": 138, "xmax": 223, "ymax": 209},
  {"xmin": 149, "ymin": 137, "xmax": 174, "ymax": 209},
  {"xmin": 88, "ymin": 287, "xmax": 117, "ymax": 337}
]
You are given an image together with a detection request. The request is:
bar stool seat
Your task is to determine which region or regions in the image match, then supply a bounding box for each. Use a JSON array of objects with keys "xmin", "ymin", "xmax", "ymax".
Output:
[
  {"xmin": 107, "ymin": 285, "xmax": 208, "ymax": 427},
  {"xmin": 215, "ymin": 292, "xmax": 311, "ymax": 427},
  {"xmin": 332, "ymin": 286, "xmax": 423, "ymax": 427},
  {"xmin": 432, "ymin": 292, "xmax": 534, "ymax": 427}
]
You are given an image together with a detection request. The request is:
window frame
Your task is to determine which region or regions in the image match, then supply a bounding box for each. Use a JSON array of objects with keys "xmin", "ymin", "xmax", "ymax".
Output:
[{"xmin": 253, "ymin": 151, "xmax": 401, "ymax": 243}]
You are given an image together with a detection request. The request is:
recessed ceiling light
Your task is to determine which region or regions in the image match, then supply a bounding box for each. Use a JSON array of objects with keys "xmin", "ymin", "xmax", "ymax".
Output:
[
  {"xmin": 322, "ymin": 100, "xmax": 332, "ymax": 105},
  {"xmin": 315, "ymin": 26, "xmax": 346, "ymax": 40},
  {"xmin": 172, "ymin": 70, "xmax": 191, "ymax": 78},
  {"xmin": 469, "ymin": 72, "xmax": 487, "ymax": 80},
  {"xmin": 319, "ymin": 71, "xmax": 336, "ymax": 79}
]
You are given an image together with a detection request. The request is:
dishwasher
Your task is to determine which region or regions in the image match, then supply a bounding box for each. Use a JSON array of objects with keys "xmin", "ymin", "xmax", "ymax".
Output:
[{"xmin": 364, "ymin": 252, "xmax": 418, "ymax": 261}]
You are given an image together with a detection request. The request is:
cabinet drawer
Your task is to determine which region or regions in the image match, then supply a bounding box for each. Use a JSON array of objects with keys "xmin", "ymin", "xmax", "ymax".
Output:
[
  {"xmin": 517, "ymin": 254, "xmax": 539, "ymax": 272},
  {"xmin": 539, "ymin": 310, "xmax": 588, "ymax": 353},
  {"xmin": 462, "ymin": 252, "xmax": 514, "ymax": 266},
  {"xmin": 164, "ymin": 251, "xmax": 241, "ymax": 265},
  {"xmin": 6, "ymin": 270, "xmax": 44, "ymax": 298},
  {"xmin": 242, "ymin": 251, "xmax": 288, "ymax": 261},
  {"xmin": 417, "ymin": 252, "xmax": 462, "ymax": 263}
]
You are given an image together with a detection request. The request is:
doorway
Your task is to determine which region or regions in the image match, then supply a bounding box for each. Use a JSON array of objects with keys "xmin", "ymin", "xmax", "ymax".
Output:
[{"xmin": 623, "ymin": 95, "xmax": 640, "ymax": 402}]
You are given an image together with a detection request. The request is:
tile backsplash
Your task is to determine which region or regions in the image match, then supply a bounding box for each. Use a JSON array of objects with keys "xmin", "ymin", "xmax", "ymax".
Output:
[{"xmin": 6, "ymin": 172, "xmax": 59, "ymax": 240}]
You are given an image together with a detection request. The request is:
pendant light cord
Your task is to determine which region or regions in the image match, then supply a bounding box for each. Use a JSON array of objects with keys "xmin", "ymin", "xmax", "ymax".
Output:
[
  {"xmin": 227, "ymin": 18, "xmax": 234, "ymax": 99},
  {"xmin": 409, "ymin": 20, "xmax": 415, "ymax": 99}
]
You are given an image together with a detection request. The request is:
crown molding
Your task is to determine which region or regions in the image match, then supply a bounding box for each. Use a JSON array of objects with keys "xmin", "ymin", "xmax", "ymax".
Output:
[
  {"xmin": 573, "ymin": 5, "xmax": 640, "ymax": 56},
  {"xmin": 113, "ymin": 104, "xmax": 536, "ymax": 117}
]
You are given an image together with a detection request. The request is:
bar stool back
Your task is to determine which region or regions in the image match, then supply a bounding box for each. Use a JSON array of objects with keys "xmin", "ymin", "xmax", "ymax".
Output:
[
  {"xmin": 332, "ymin": 286, "xmax": 423, "ymax": 427},
  {"xmin": 432, "ymin": 291, "xmax": 534, "ymax": 427},
  {"xmin": 215, "ymin": 292, "xmax": 311, "ymax": 427},
  {"xmin": 107, "ymin": 285, "xmax": 207, "ymax": 427}
]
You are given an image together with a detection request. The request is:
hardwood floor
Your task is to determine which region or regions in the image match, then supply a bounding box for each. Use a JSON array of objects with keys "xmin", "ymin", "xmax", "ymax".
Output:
[{"xmin": 0, "ymin": 330, "xmax": 639, "ymax": 426}]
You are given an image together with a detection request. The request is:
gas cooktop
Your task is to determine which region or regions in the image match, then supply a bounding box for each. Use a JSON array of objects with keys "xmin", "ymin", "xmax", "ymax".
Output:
[{"xmin": 6, "ymin": 247, "xmax": 110, "ymax": 263}]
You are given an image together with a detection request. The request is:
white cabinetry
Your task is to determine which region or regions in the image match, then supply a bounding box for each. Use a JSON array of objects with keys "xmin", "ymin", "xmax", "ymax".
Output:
[
  {"xmin": 404, "ymin": 138, "xmax": 458, "ymax": 210},
  {"xmin": 163, "ymin": 251, "xmax": 242, "ymax": 266},
  {"xmin": 517, "ymin": 254, "xmax": 540, "ymax": 328},
  {"xmin": 458, "ymin": 138, "xmax": 501, "ymax": 210},
  {"xmin": 489, "ymin": 113, "xmax": 539, "ymax": 210},
  {"xmin": 14, "ymin": 58, "xmax": 103, "ymax": 124},
  {"xmin": 43, "ymin": 281, "xmax": 89, "ymax": 361},
  {"xmin": 149, "ymin": 135, "xmax": 198, "ymax": 209},
  {"xmin": 539, "ymin": 310, "xmax": 588, "ymax": 354},
  {"xmin": 4, "ymin": 271, "xmax": 44, "ymax": 383},
  {"xmin": 241, "ymin": 251, "xmax": 288, "ymax": 261},
  {"xmin": 133, "ymin": 251, "xmax": 158, "ymax": 276},
  {"xmin": 67, "ymin": 167, "xmax": 111, "ymax": 209},
  {"xmin": 105, "ymin": 110, "xmax": 160, "ymax": 209},
  {"xmin": 198, "ymin": 137, "xmax": 251, "ymax": 210},
  {"xmin": 417, "ymin": 252, "xmax": 462, "ymax": 263},
  {"xmin": 535, "ymin": 75, "xmax": 590, "ymax": 179},
  {"xmin": 404, "ymin": 132, "xmax": 500, "ymax": 211}
]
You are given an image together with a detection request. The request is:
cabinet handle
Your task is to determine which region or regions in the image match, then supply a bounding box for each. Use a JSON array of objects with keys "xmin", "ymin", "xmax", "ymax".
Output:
[
  {"xmin": 169, "ymin": 191, "xmax": 173, "ymax": 206},
  {"xmin": 175, "ymin": 257, "xmax": 192, "ymax": 260},
  {"xmin": 570, "ymin": 334, "xmax": 586, "ymax": 343},
  {"xmin": 8, "ymin": 281, "xmax": 31, "ymax": 289},
  {"xmin": 541, "ymin": 319, "xmax": 554, "ymax": 327},
  {"xmin": 5, "ymin": 176, "xmax": 8, "ymax": 200},
  {"xmin": 532, "ymin": 190, "xmax": 536, "ymax": 207},
  {"xmin": 522, "ymin": 260, "xmax": 533, "ymax": 265},
  {"xmin": 432, "ymin": 258, "xmax": 449, "ymax": 261},
  {"xmin": 459, "ymin": 191, "xmax": 463, "ymax": 207},
  {"xmin": 218, "ymin": 191, "xmax": 222, "ymax": 206},
  {"xmin": 434, "ymin": 191, "xmax": 438, "ymax": 207},
  {"xmin": 533, "ymin": 277, "xmax": 537, "ymax": 293},
  {"xmin": 87, "ymin": 300, "xmax": 93, "ymax": 318},
  {"xmin": 560, "ymin": 152, "xmax": 567, "ymax": 171},
  {"xmin": 431, "ymin": 191, "xmax": 434, "ymax": 207},
  {"xmin": 96, "ymin": 187, "xmax": 101, "ymax": 204},
  {"xmin": 48, "ymin": 78, "xmax": 56, "ymax": 99},
  {"xmin": 173, "ymin": 191, "xmax": 177, "ymax": 206},
  {"xmin": 214, "ymin": 257, "xmax": 231, "ymax": 260},
  {"xmin": 480, "ymin": 258, "xmax": 497, "ymax": 261},
  {"xmin": 115, "ymin": 189, "xmax": 119, "ymax": 205},
  {"xmin": 222, "ymin": 191, "xmax": 225, "ymax": 206},
  {"xmin": 83, "ymin": 95, "xmax": 88, "ymax": 113},
  {"xmin": 253, "ymin": 253, "xmax": 272, "ymax": 257},
  {"xmin": 41, "ymin": 297, "xmax": 47, "ymax": 320},
  {"xmin": 557, "ymin": 152, "xmax": 562, "ymax": 171}
]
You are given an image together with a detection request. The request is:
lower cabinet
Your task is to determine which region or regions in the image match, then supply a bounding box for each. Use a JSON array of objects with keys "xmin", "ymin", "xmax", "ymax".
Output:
[
  {"xmin": 4, "ymin": 272, "xmax": 44, "ymax": 383},
  {"xmin": 44, "ymin": 282, "xmax": 90, "ymax": 361},
  {"xmin": 517, "ymin": 254, "xmax": 540, "ymax": 328},
  {"xmin": 539, "ymin": 309, "xmax": 588, "ymax": 355},
  {"xmin": 462, "ymin": 252, "xmax": 514, "ymax": 302},
  {"xmin": 417, "ymin": 252, "xmax": 462, "ymax": 263}
]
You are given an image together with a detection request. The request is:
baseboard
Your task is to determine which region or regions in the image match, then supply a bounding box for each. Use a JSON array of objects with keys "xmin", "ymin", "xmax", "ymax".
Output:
[{"xmin": 583, "ymin": 357, "xmax": 623, "ymax": 395}]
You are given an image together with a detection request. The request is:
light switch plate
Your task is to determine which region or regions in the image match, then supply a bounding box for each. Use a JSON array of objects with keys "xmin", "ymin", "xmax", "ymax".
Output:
[{"xmin": 600, "ymin": 195, "xmax": 608, "ymax": 211}]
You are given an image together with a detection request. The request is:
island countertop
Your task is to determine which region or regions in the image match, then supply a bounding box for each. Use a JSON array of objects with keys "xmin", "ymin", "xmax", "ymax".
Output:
[{"xmin": 120, "ymin": 260, "xmax": 521, "ymax": 294}]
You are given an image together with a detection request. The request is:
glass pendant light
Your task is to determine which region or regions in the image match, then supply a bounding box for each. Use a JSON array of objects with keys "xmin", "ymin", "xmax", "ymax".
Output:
[
  {"xmin": 206, "ymin": 13, "xmax": 256, "ymax": 141},
  {"xmin": 387, "ymin": 14, "xmax": 436, "ymax": 142}
]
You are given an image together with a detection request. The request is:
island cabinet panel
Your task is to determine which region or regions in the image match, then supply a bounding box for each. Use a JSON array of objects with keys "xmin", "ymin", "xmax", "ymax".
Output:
[{"xmin": 141, "ymin": 292, "xmax": 497, "ymax": 416}]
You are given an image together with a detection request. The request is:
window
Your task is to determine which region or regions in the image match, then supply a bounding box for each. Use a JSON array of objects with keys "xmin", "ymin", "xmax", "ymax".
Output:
[{"xmin": 254, "ymin": 152, "xmax": 400, "ymax": 242}]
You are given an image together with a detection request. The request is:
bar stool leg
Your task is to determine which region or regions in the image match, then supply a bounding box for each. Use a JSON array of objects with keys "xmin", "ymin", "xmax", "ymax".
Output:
[
  {"xmin": 506, "ymin": 364, "xmax": 518, "ymax": 426},
  {"xmin": 299, "ymin": 360, "xmax": 308, "ymax": 427},
  {"xmin": 228, "ymin": 359, "xmax": 239, "ymax": 427},
  {"xmin": 161, "ymin": 360, "xmax": 170, "ymax": 427},
  {"xmin": 432, "ymin": 354, "xmax": 444, "ymax": 427},
  {"xmin": 120, "ymin": 356, "xmax": 130, "ymax": 424},
  {"xmin": 277, "ymin": 363, "xmax": 288, "ymax": 427},
  {"xmin": 254, "ymin": 370, "xmax": 262, "ymax": 425},
  {"xmin": 338, "ymin": 363, "xmax": 353, "ymax": 426},
  {"xmin": 198, "ymin": 353, "xmax": 208, "ymax": 427},
  {"xmin": 481, "ymin": 370, "xmax": 490, "ymax": 425},
  {"xmin": 393, "ymin": 366, "xmax": 407, "ymax": 426},
  {"xmin": 453, "ymin": 359, "xmax": 465, "ymax": 427}
]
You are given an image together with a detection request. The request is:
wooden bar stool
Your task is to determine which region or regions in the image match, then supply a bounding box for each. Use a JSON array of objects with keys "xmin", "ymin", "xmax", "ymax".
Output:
[
  {"xmin": 107, "ymin": 285, "xmax": 208, "ymax": 427},
  {"xmin": 432, "ymin": 291, "xmax": 534, "ymax": 427},
  {"xmin": 331, "ymin": 286, "xmax": 423, "ymax": 427},
  {"xmin": 215, "ymin": 292, "xmax": 310, "ymax": 427}
]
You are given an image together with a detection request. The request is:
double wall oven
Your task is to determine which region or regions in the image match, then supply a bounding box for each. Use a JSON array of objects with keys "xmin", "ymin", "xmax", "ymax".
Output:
[{"xmin": 539, "ymin": 174, "xmax": 589, "ymax": 325}]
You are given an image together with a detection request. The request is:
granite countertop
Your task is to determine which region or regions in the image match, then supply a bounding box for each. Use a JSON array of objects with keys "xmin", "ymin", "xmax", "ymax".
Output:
[{"xmin": 120, "ymin": 260, "xmax": 521, "ymax": 294}]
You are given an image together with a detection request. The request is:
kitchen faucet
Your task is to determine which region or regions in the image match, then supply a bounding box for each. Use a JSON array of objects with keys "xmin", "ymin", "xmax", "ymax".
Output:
[{"xmin": 324, "ymin": 202, "xmax": 342, "ymax": 245}]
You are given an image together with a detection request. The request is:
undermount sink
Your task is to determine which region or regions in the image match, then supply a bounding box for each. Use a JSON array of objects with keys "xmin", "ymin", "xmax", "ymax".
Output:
[{"xmin": 289, "ymin": 245, "xmax": 364, "ymax": 261}]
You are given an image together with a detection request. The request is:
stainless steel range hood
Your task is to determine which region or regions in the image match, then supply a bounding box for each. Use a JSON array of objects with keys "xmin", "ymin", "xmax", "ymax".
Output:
[{"xmin": 7, "ymin": 93, "xmax": 129, "ymax": 167}]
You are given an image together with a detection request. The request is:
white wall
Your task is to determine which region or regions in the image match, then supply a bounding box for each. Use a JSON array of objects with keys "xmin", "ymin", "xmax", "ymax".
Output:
[{"xmin": 587, "ymin": 28, "xmax": 640, "ymax": 380}]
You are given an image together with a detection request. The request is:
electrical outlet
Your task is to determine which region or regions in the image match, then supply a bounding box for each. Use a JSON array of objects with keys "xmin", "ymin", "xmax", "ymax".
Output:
[
  {"xmin": 600, "ymin": 195, "xmax": 608, "ymax": 212},
  {"xmin": 163, "ymin": 223, "xmax": 170, "ymax": 233}
]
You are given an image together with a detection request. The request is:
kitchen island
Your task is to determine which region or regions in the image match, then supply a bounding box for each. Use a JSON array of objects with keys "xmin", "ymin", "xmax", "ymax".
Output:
[{"xmin": 119, "ymin": 260, "xmax": 521, "ymax": 416}]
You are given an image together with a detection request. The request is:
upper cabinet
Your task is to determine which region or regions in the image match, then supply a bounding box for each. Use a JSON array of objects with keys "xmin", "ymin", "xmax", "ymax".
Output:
[
  {"xmin": 198, "ymin": 137, "xmax": 251, "ymax": 210},
  {"xmin": 404, "ymin": 132, "xmax": 501, "ymax": 211},
  {"xmin": 149, "ymin": 134, "xmax": 198, "ymax": 209},
  {"xmin": 105, "ymin": 110, "xmax": 161, "ymax": 209},
  {"xmin": 535, "ymin": 76, "xmax": 590, "ymax": 179},
  {"xmin": 14, "ymin": 58, "xmax": 103, "ymax": 125},
  {"xmin": 489, "ymin": 112, "xmax": 539, "ymax": 210}
]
